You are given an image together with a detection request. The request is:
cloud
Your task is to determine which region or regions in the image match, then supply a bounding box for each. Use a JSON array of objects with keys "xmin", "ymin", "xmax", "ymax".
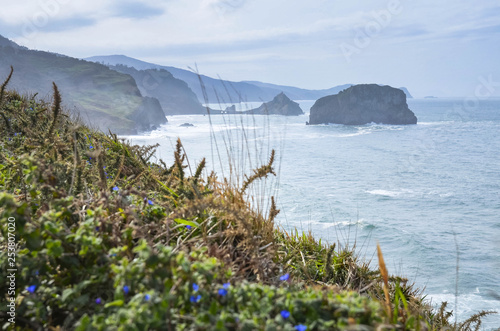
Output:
[
  {"xmin": 1, "ymin": 0, "xmax": 499, "ymax": 96},
  {"xmin": 37, "ymin": 16, "xmax": 96, "ymax": 32},
  {"xmin": 110, "ymin": 1, "xmax": 166, "ymax": 19}
]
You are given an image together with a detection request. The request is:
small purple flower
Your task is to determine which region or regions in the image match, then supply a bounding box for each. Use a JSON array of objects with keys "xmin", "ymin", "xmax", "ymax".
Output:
[
  {"xmin": 35, "ymin": 270, "xmax": 39, "ymax": 276},
  {"xmin": 89, "ymin": 145, "xmax": 93, "ymax": 149},
  {"xmin": 103, "ymin": 166, "xmax": 106, "ymax": 169},
  {"xmin": 295, "ymin": 325, "xmax": 307, "ymax": 331},
  {"xmin": 192, "ymin": 283, "xmax": 199, "ymax": 292},
  {"xmin": 95, "ymin": 298, "xmax": 102, "ymax": 304},
  {"xmin": 147, "ymin": 199, "xmax": 153, "ymax": 205},
  {"xmin": 190, "ymin": 294, "xmax": 201, "ymax": 303},
  {"xmin": 123, "ymin": 285, "xmax": 130, "ymax": 295},
  {"xmin": 186, "ymin": 225, "xmax": 192, "ymax": 230},
  {"xmin": 218, "ymin": 288, "xmax": 227, "ymax": 296},
  {"xmin": 113, "ymin": 186, "xmax": 119, "ymax": 191},
  {"xmin": 14, "ymin": 133, "xmax": 17, "ymax": 136},
  {"xmin": 95, "ymin": 226, "xmax": 100, "ymax": 231},
  {"xmin": 145, "ymin": 294, "xmax": 151, "ymax": 301},
  {"xmin": 281, "ymin": 310, "xmax": 290, "ymax": 319},
  {"xmin": 280, "ymin": 273, "xmax": 290, "ymax": 281},
  {"xmin": 110, "ymin": 253, "xmax": 117, "ymax": 257},
  {"xmin": 223, "ymin": 283, "xmax": 230, "ymax": 289},
  {"xmin": 27, "ymin": 285, "xmax": 37, "ymax": 293}
]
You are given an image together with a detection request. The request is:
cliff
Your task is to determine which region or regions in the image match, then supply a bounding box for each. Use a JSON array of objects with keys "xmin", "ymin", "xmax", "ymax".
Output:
[
  {"xmin": 309, "ymin": 84, "xmax": 417, "ymax": 125},
  {"xmin": 109, "ymin": 65, "xmax": 206, "ymax": 115}
]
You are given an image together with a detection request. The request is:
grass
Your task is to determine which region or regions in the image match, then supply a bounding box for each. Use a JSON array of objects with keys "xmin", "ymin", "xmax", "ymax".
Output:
[{"xmin": 0, "ymin": 71, "xmax": 497, "ymax": 330}]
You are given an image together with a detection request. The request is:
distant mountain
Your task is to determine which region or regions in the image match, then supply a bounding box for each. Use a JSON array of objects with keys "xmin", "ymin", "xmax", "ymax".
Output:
[
  {"xmin": 85, "ymin": 55, "xmax": 363, "ymax": 103},
  {"xmin": 109, "ymin": 64, "xmax": 206, "ymax": 115},
  {"xmin": 0, "ymin": 36, "xmax": 166, "ymax": 134},
  {"xmin": 242, "ymin": 81, "xmax": 354, "ymax": 101},
  {"xmin": 86, "ymin": 55, "xmax": 271, "ymax": 103}
]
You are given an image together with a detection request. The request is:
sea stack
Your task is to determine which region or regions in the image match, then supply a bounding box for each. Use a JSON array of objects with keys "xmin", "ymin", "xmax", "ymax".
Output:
[
  {"xmin": 308, "ymin": 84, "xmax": 417, "ymax": 125},
  {"xmin": 245, "ymin": 92, "xmax": 304, "ymax": 116}
]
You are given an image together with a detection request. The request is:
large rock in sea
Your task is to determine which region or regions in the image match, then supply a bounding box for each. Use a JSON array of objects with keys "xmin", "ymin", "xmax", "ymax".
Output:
[
  {"xmin": 245, "ymin": 92, "xmax": 303, "ymax": 116},
  {"xmin": 308, "ymin": 84, "xmax": 417, "ymax": 125}
]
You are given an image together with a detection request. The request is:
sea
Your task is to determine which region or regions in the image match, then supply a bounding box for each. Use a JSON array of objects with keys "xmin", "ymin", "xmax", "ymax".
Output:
[{"xmin": 123, "ymin": 98, "xmax": 500, "ymax": 329}]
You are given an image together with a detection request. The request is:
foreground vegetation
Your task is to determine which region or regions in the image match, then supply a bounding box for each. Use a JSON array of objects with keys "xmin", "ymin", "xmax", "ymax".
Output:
[{"xmin": 0, "ymin": 70, "xmax": 495, "ymax": 330}]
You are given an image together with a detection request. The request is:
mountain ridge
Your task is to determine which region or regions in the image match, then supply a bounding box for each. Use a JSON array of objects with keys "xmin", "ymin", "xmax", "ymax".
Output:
[
  {"xmin": 0, "ymin": 35, "xmax": 166, "ymax": 134},
  {"xmin": 86, "ymin": 55, "xmax": 410, "ymax": 102}
]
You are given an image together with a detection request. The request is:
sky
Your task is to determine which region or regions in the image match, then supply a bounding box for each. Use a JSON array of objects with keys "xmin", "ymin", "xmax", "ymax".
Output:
[{"xmin": 1, "ymin": 0, "xmax": 500, "ymax": 97}]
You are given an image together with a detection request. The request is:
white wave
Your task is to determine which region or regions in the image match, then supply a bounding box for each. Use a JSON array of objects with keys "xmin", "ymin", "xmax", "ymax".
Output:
[
  {"xmin": 305, "ymin": 218, "xmax": 372, "ymax": 230},
  {"xmin": 366, "ymin": 189, "xmax": 408, "ymax": 197}
]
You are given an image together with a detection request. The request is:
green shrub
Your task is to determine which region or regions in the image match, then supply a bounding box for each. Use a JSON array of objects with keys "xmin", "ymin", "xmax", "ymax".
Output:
[{"xmin": 1, "ymin": 72, "xmax": 493, "ymax": 330}]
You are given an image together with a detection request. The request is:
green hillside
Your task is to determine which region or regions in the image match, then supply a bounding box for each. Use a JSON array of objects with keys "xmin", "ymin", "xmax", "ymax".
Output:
[
  {"xmin": 0, "ymin": 35, "xmax": 166, "ymax": 134},
  {"xmin": 0, "ymin": 72, "xmax": 491, "ymax": 330}
]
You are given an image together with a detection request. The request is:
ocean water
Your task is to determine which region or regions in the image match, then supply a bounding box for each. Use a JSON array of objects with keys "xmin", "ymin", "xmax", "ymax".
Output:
[{"xmin": 124, "ymin": 98, "xmax": 500, "ymax": 329}]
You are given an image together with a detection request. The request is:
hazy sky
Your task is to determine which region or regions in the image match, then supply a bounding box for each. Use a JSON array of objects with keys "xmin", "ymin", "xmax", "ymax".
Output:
[{"xmin": 1, "ymin": 0, "xmax": 499, "ymax": 97}]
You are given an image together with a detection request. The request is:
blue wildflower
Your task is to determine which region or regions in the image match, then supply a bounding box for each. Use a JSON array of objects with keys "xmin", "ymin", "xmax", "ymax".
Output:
[
  {"xmin": 89, "ymin": 145, "xmax": 93, "ymax": 149},
  {"xmin": 218, "ymin": 288, "xmax": 228, "ymax": 296},
  {"xmin": 27, "ymin": 285, "xmax": 37, "ymax": 293},
  {"xmin": 123, "ymin": 285, "xmax": 130, "ymax": 294},
  {"xmin": 35, "ymin": 270, "xmax": 39, "ymax": 276},
  {"xmin": 192, "ymin": 283, "xmax": 199, "ymax": 292},
  {"xmin": 103, "ymin": 166, "xmax": 106, "ymax": 169},
  {"xmin": 14, "ymin": 133, "xmax": 17, "ymax": 136},
  {"xmin": 223, "ymin": 282, "xmax": 230, "ymax": 289},
  {"xmin": 110, "ymin": 253, "xmax": 117, "ymax": 257},
  {"xmin": 295, "ymin": 325, "xmax": 307, "ymax": 331},
  {"xmin": 280, "ymin": 273, "xmax": 290, "ymax": 281},
  {"xmin": 95, "ymin": 298, "xmax": 102, "ymax": 304},
  {"xmin": 281, "ymin": 310, "xmax": 290, "ymax": 319},
  {"xmin": 113, "ymin": 186, "xmax": 119, "ymax": 191},
  {"xmin": 190, "ymin": 294, "xmax": 201, "ymax": 303},
  {"xmin": 95, "ymin": 226, "xmax": 100, "ymax": 231},
  {"xmin": 145, "ymin": 294, "xmax": 151, "ymax": 301},
  {"xmin": 186, "ymin": 225, "xmax": 192, "ymax": 230},
  {"xmin": 147, "ymin": 199, "xmax": 153, "ymax": 205}
]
